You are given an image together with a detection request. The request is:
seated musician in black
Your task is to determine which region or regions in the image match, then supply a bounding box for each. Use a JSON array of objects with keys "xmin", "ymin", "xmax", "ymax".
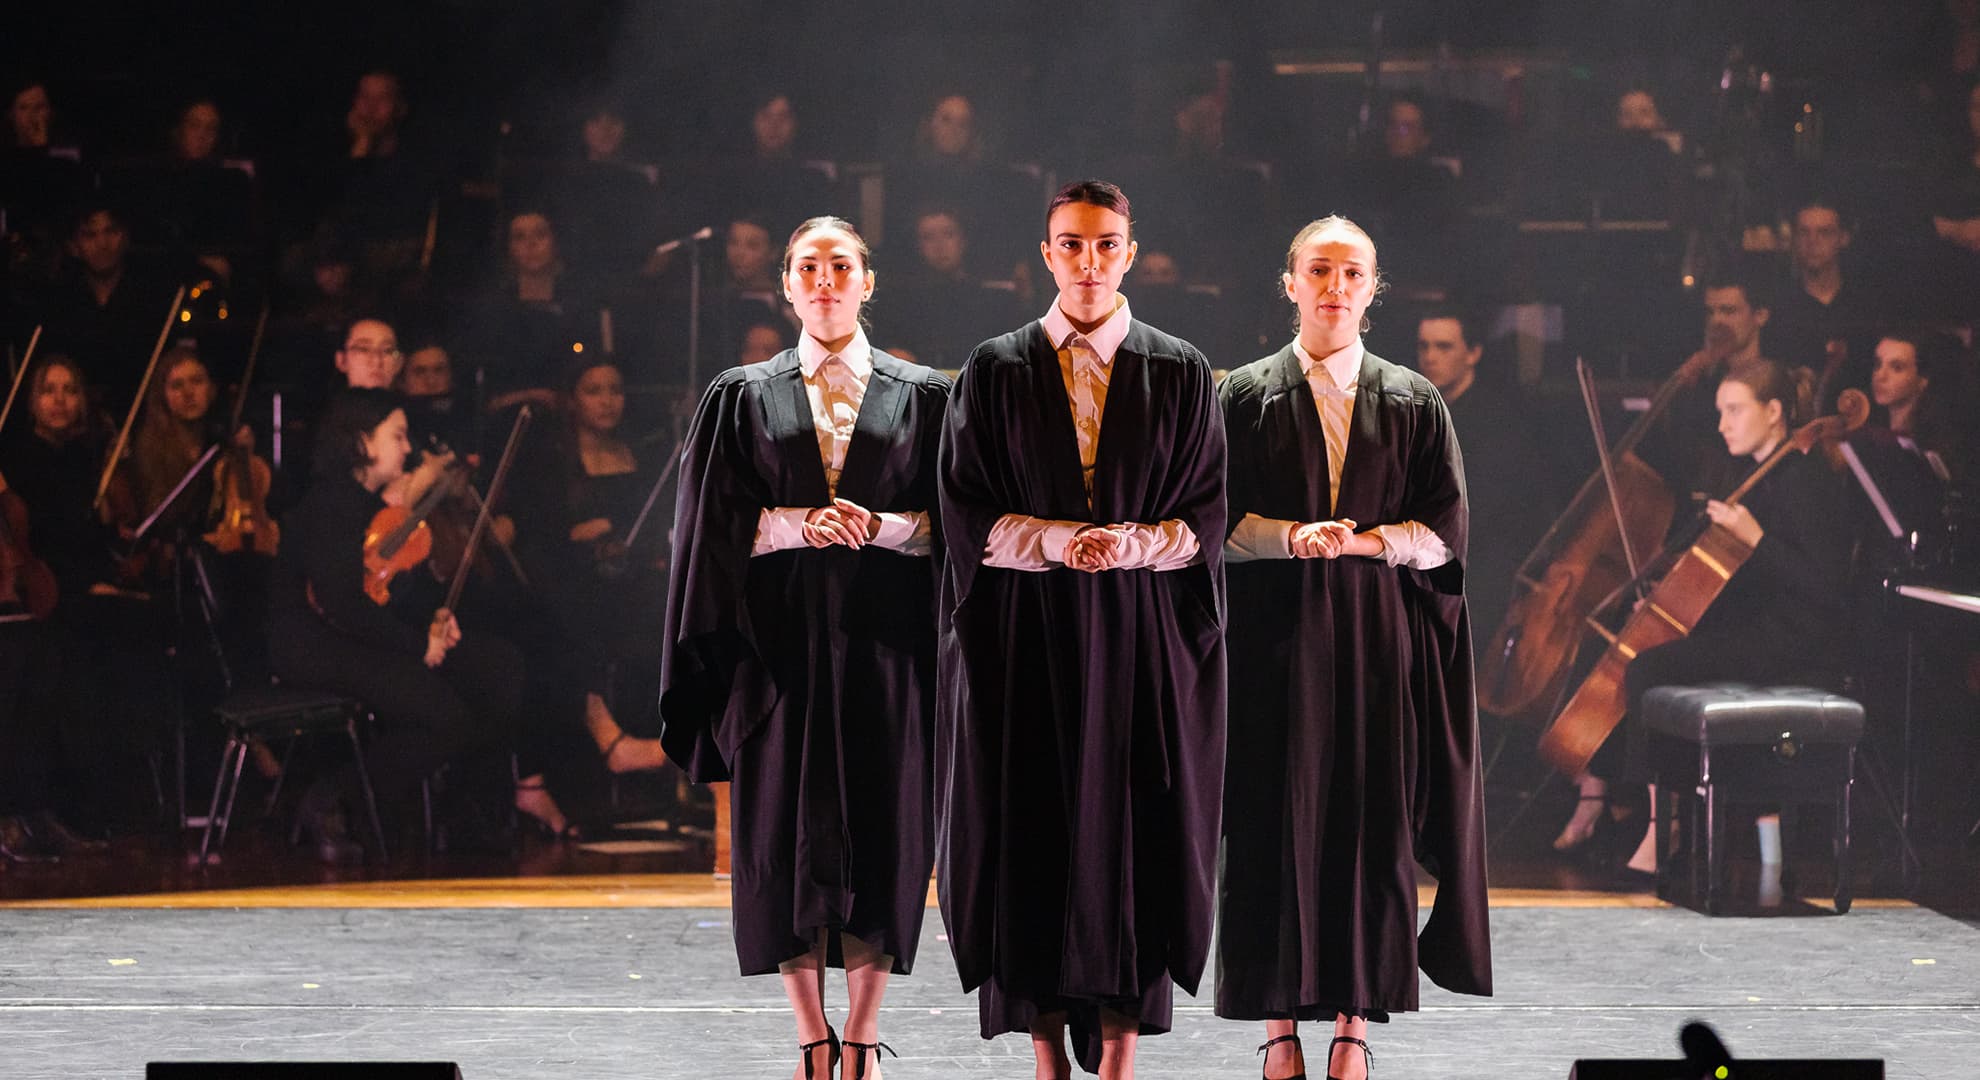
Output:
[
  {"xmin": 1554, "ymin": 360, "xmax": 1854, "ymax": 881},
  {"xmin": 269, "ymin": 388, "xmax": 528, "ymax": 863}
]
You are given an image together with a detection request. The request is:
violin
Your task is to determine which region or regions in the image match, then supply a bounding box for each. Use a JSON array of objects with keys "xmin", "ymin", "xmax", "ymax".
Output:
[
  {"xmin": 1535, "ymin": 389, "xmax": 1873, "ymax": 776},
  {"xmin": 363, "ymin": 409, "xmax": 533, "ymax": 606},
  {"xmin": 205, "ymin": 445, "xmax": 280, "ymax": 555},
  {"xmin": 362, "ymin": 462, "xmax": 464, "ymax": 606},
  {"xmin": 205, "ymin": 306, "xmax": 280, "ymax": 557},
  {"xmin": 420, "ymin": 436, "xmax": 529, "ymax": 588},
  {"xmin": 0, "ymin": 474, "xmax": 57, "ymax": 620}
]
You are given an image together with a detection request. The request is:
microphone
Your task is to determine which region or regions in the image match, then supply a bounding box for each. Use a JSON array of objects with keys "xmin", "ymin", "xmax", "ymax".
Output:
[
  {"xmin": 652, "ymin": 226, "xmax": 715, "ymax": 256},
  {"xmin": 1680, "ymin": 1021, "xmax": 1734, "ymax": 1076}
]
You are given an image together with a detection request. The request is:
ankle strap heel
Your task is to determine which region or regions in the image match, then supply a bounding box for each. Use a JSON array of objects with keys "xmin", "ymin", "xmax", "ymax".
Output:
[
  {"xmin": 798, "ymin": 1025, "xmax": 840, "ymax": 1078},
  {"xmin": 1257, "ymin": 1033, "xmax": 1306, "ymax": 1079},
  {"xmin": 1328, "ymin": 1035, "xmax": 1374, "ymax": 1080},
  {"xmin": 842, "ymin": 1039, "xmax": 895, "ymax": 1080}
]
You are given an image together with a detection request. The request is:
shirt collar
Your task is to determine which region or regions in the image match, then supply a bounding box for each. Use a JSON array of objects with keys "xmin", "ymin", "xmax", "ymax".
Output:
[
  {"xmin": 1293, "ymin": 337, "xmax": 1365, "ymax": 393},
  {"xmin": 1042, "ymin": 294, "xmax": 1133, "ymax": 365},
  {"xmin": 797, "ymin": 328, "xmax": 873, "ymax": 380}
]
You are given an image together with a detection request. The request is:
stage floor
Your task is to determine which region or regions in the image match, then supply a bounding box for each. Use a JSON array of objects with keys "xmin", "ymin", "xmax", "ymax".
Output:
[{"xmin": 0, "ymin": 881, "xmax": 1973, "ymax": 1078}]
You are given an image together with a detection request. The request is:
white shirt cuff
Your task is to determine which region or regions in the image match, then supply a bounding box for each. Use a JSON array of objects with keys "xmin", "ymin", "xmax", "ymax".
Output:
[
  {"xmin": 1369, "ymin": 521, "xmax": 1454, "ymax": 570},
  {"xmin": 871, "ymin": 510, "xmax": 932, "ymax": 556},
  {"xmin": 751, "ymin": 507, "xmax": 812, "ymax": 555},
  {"xmin": 1224, "ymin": 513, "xmax": 1297, "ymax": 562}
]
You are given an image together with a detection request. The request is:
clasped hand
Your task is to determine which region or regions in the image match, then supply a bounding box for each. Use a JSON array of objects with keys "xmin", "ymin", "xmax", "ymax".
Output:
[
  {"xmin": 1066, "ymin": 525, "xmax": 1129, "ymax": 572},
  {"xmin": 1290, "ymin": 518, "xmax": 1358, "ymax": 559},
  {"xmin": 803, "ymin": 499, "xmax": 879, "ymax": 549}
]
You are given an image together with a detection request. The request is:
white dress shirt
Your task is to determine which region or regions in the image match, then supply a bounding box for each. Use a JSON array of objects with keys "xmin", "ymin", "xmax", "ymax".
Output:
[
  {"xmin": 980, "ymin": 296, "xmax": 1201, "ymax": 572},
  {"xmin": 752, "ymin": 330, "xmax": 932, "ymax": 556},
  {"xmin": 1225, "ymin": 338, "xmax": 1453, "ymax": 570}
]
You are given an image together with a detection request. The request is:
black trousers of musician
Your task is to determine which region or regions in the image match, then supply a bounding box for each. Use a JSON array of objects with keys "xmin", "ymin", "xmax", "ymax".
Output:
[
  {"xmin": 0, "ymin": 620, "xmax": 62, "ymax": 816},
  {"xmin": 271, "ymin": 625, "xmax": 524, "ymax": 830}
]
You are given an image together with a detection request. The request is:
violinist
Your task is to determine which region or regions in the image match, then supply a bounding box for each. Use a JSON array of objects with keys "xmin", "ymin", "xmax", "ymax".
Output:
[
  {"xmin": 131, "ymin": 345, "xmax": 264, "ymax": 537},
  {"xmin": 518, "ymin": 356, "xmax": 670, "ymax": 778},
  {"xmin": 268, "ymin": 388, "xmax": 530, "ymax": 863},
  {"xmin": 1552, "ymin": 360, "xmax": 1854, "ymax": 879},
  {"xmin": 0, "ymin": 355, "xmax": 164, "ymax": 843},
  {"xmin": 333, "ymin": 316, "xmax": 456, "ymax": 509}
]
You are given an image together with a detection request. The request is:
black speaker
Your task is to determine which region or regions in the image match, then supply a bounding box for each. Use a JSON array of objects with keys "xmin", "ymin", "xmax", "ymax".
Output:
[
  {"xmin": 148, "ymin": 1065, "xmax": 462, "ymax": 1079},
  {"xmin": 1568, "ymin": 1061, "xmax": 1882, "ymax": 1079}
]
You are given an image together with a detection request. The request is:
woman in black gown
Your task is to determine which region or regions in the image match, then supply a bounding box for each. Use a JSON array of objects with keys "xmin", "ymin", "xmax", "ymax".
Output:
[
  {"xmin": 1216, "ymin": 217, "xmax": 1491, "ymax": 1080},
  {"xmin": 661, "ymin": 216, "xmax": 948, "ymax": 1080}
]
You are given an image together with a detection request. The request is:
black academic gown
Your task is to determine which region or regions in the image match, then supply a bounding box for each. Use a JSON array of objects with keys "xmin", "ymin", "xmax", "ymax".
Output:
[
  {"xmin": 659, "ymin": 348, "xmax": 949, "ymax": 977},
  {"xmin": 935, "ymin": 318, "xmax": 1227, "ymax": 1072},
  {"xmin": 1215, "ymin": 345, "xmax": 1492, "ymax": 1021}
]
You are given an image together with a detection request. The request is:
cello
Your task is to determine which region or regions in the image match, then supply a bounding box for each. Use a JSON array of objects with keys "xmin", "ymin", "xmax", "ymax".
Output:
[
  {"xmin": 1474, "ymin": 351, "xmax": 1731, "ymax": 719},
  {"xmin": 1535, "ymin": 387, "xmax": 1871, "ymax": 776}
]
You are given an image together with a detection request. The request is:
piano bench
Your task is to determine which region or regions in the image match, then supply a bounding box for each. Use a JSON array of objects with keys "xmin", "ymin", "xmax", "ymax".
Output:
[{"xmin": 1640, "ymin": 682, "xmax": 1865, "ymax": 915}]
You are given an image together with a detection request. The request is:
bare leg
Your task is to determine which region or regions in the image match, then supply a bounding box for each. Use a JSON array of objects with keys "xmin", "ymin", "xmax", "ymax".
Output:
[
  {"xmin": 1625, "ymin": 782, "xmax": 1661, "ymax": 874},
  {"xmin": 840, "ymin": 932, "xmax": 893, "ymax": 1079},
  {"xmin": 1329, "ymin": 1014, "xmax": 1370, "ymax": 1080},
  {"xmin": 1553, "ymin": 772, "xmax": 1608, "ymax": 850},
  {"xmin": 583, "ymin": 692, "xmax": 668, "ymax": 773},
  {"xmin": 779, "ymin": 930, "xmax": 831, "ymax": 1080},
  {"xmin": 1261, "ymin": 1019, "xmax": 1304, "ymax": 1079},
  {"xmin": 1029, "ymin": 1012, "xmax": 1071, "ymax": 1080},
  {"xmin": 1097, "ymin": 1007, "xmax": 1138, "ymax": 1080}
]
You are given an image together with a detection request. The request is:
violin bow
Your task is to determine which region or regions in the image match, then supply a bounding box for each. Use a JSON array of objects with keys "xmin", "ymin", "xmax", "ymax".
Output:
[
  {"xmin": 440, "ymin": 404, "xmax": 532, "ymax": 614},
  {"xmin": 0, "ymin": 325, "xmax": 42, "ymax": 438},
  {"xmin": 227, "ymin": 303, "xmax": 272, "ymax": 434},
  {"xmin": 95, "ymin": 286, "xmax": 189, "ymax": 510}
]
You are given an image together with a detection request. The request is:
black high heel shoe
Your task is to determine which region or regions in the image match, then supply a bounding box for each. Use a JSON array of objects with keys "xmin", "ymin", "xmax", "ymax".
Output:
[
  {"xmin": 1328, "ymin": 1035, "xmax": 1373, "ymax": 1080},
  {"xmin": 1258, "ymin": 1033, "xmax": 1305, "ymax": 1079},
  {"xmin": 841, "ymin": 1038, "xmax": 895, "ymax": 1079},
  {"xmin": 798, "ymin": 1025, "xmax": 840, "ymax": 1079}
]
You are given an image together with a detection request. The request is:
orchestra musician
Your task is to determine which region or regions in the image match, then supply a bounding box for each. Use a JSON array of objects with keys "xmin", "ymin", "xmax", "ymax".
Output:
[{"xmin": 1552, "ymin": 360, "xmax": 1855, "ymax": 882}]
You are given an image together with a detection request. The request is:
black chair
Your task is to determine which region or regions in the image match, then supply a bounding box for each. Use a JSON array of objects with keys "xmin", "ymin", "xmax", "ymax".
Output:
[
  {"xmin": 1641, "ymin": 683, "xmax": 1866, "ymax": 914},
  {"xmin": 197, "ymin": 684, "xmax": 388, "ymax": 863}
]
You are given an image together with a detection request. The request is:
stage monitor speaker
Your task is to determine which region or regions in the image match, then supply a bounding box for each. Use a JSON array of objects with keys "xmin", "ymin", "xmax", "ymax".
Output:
[
  {"xmin": 148, "ymin": 1065, "xmax": 462, "ymax": 1079},
  {"xmin": 1568, "ymin": 1061, "xmax": 1882, "ymax": 1079}
]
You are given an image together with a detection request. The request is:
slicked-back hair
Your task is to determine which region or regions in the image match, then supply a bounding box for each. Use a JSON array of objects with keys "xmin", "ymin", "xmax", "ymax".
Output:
[{"xmin": 1046, "ymin": 179, "xmax": 1132, "ymax": 237}]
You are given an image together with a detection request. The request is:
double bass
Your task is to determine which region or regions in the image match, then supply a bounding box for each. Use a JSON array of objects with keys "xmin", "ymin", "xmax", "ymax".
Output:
[{"xmin": 1535, "ymin": 387, "xmax": 1871, "ymax": 776}]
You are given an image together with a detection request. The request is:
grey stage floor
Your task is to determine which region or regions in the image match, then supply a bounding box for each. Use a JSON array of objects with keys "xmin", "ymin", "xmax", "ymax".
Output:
[{"xmin": 1, "ymin": 905, "xmax": 1975, "ymax": 1078}]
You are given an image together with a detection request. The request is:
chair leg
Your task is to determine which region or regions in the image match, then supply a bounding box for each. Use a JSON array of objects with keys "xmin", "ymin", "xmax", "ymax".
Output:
[
  {"xmin": 422, "ymin": 776, "xmax": 436, "ymax": 854},
  {"xmin": 198, "ymin": 734, "xmax": 243, "ymax": 862},
  {"xmin": 345, "ymin": 715, "xmax": 389, "ymax": 862},
  {"xmin": 1835, "ymin": 750, "xmax": 1855, "ymax": 915},
  {"xmin": 212, "ymin": 738, "xmax": 252, "ymax": 854},
  {"xmin": 1704, "ymin": 777, "xmax": 1724, "ymax": 916}
]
